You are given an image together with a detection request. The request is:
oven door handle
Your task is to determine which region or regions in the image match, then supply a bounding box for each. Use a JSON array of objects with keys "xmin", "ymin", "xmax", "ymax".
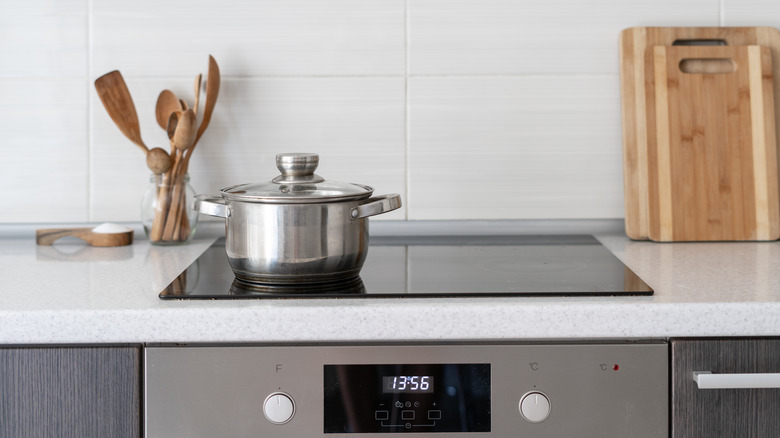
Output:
[{"xmin": 693, "ymin": 371, "xmax": 780, "ymax": 389}]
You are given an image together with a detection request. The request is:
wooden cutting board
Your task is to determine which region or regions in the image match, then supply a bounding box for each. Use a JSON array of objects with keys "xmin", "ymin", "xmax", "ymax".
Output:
[
  {"xmin": 619, "ymin": 27, "xmax": 780, "ymax": 240},
  {"xmin": 644, "ymin": 45, "xmax": 780, "ymax": 241}
]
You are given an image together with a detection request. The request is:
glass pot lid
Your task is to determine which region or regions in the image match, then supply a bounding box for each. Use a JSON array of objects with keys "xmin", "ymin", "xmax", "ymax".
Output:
[{"xmin": 220, "ymin": 153, "xmax": 374, "ymax": 203}]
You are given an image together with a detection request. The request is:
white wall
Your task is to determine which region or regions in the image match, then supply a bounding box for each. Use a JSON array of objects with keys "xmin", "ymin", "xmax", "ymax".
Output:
[{"xmin": 1, "ymin": 0, "xmax": 773, "ymax": 224}]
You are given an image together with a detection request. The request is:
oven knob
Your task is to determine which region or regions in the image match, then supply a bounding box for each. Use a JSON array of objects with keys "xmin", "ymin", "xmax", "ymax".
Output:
[
  {"xmin": 263, "ymin": 392, "xmax": 295, "ymax": 424},
  {"xmin": 519, "ymin": 391, "xmax": 551, "ymax": 423}
]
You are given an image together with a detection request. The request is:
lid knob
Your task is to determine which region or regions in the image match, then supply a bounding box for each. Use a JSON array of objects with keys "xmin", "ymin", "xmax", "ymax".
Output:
[
  {"xmin": 276, "ymin": 153, "xmax": 318, "ymax": 177},
  {"xmin": 272, "ymin": 153, "xmax": 325, "ymax": 184}
]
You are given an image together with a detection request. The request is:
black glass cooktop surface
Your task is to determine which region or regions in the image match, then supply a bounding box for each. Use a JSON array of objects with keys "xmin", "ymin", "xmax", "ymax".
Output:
[{"xmin": 160, "ymin": 235, "xmax": 652, "ymax": 299}]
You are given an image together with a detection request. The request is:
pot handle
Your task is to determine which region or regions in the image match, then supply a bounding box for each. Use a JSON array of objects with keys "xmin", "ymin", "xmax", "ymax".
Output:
[
  {"xmin": 350, "ymin": 194, "xmax": 402, "ymax": 219},
  {"xmin": 194, "ymin": 194, "xmax": 230, "ymax": 218}
]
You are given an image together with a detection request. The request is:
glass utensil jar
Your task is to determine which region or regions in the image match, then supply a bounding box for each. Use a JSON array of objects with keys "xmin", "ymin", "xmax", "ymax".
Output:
[{"xmin": 142, "ymin": 173, "xmax": 198, "ymax": 245}]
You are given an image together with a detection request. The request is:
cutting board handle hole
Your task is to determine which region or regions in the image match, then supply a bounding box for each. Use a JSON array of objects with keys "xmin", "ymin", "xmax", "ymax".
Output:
[
  {"xmin": 672, "ymin": 39, "xmax": 727, "ymax": 46},
  {"xmin": 679, "ymin": 58, "xmax": 736, "ymax": 74}
]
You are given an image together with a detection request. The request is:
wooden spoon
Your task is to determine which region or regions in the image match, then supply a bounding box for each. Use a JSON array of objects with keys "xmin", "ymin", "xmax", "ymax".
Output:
[
  {"xmin": 94, "ymin": 70, "xmax": 148, "ymax": 154},
  {"xmin": 163, "ymin": 109, "xmax": 196, "ymax": 173},
  {"xmin": 155, "ymin": 89, "xmax": 181, "ymax": 130},
  {"xmin": 172, "ymin": 109, "xmax": 198, "ymax": 154},
  {"xmin": 36, "ymin": 224, "xmax": 134, "ymax": 247},
  {"xmin": 146, "ymin": 147, "xmax": 172, "ymax": 174},
  {"xmin": 166, "ymin": 110, "xmax": 180, "ymax": 143}
]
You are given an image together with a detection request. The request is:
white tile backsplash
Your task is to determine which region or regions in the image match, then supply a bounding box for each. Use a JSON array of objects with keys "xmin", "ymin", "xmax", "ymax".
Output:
[
  {"xmin": 0, "ymin": 79, "xmax": 88, "ymax": 222},
  {"xmin": 408, "ymin": 76, "xmax": 623, "ymax": 219},
  {"xmin": 90, "ymin": 0, "xmax": 405, "ymax": 77},
  {"xmin": 723, "ymin": 0, "xmax": 780, "ymax": 26},
  {"xmin": 2, "ymin": 0, "xmax": 776, "ymax": 225},
  {"xmin": 408, "ymin": 0, "xmax": 720, "ymax": 75},
  {"xmin": 0, "ymin": 0, "xmax": 87, "ymax": 78}
]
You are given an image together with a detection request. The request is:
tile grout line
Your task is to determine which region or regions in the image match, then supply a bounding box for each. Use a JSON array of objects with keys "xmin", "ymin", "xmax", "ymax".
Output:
[
  {"xmin": 121, "ymin": 74, "xmax": 619, "ymax": 80},
  {"xmin": 404, "ymin": 0, "xmax": 411, "ymax": 289},
  {"xmin": 86, "ymin": 0, "xmax": 93, "ymax": 221},
  {"xmin": 404, "ymin": 0, "xmax": 410, "ymax": 222}
]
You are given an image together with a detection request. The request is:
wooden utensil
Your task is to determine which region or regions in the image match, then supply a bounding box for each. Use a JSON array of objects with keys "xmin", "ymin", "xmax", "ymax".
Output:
[
  {"xmin": 148, "ymin": 56, "xmax": 220, "ymax": 243},
  {"xmin": 171, "ymin": 109, "xmax": 197, "ymax": 153},
  {"xmin": 36, "ymin": 226, "xmax": 134, "ymax": 247},
  {"xmin": 162, "ymin": 109, "xmax": 198, "ymax": 241},
  {"xmin": 146, "ymin": 147, "xmax": 172, "ymax": 174},
  {"xmin": 94, "ymin": 70, "xmax": 148, "ymax": 154},
  {"xmin": 619, "ymin": 27, "xmax": 780, "ymax": 239},
  {"xmin": 644, "ymin": 45, "xmax": 780, "ymax": 241},
  {"xmin": 95, "ymin": 71, "xmax": 172, "ymax": 174},
  {"xmin": 148, "ymin": 111, "xmax": 181, "ymax": 243},
  {"xmin": 166, "ymin": 110, "xmax": 180, "ymax": 145},
  {"xmin": 173, "ymin": 55, "xmax": 220, "ymax": 181},
  {"xmin": 190, "ymin": 55, "xmax": 220, "ymax": 156},
  {"xmin": 155, "ymin": 89, "xmax": 181, "ymax": 130},
  {"xmin": 163, "ymin": 109, "xmax": 197, "ymax": 175},
  {"xmin": 193, "ymin": 73, "xmax": 202, "ymax": 116},
  {"xmin": 170, "ymin": 57, "xmax": 219, "ymax": 242}
]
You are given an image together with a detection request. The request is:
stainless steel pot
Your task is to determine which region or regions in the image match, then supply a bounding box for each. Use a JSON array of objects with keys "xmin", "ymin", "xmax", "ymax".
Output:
[{"xmin": 194, "ymin": 153, "xmax": 401, "ymax": 284}]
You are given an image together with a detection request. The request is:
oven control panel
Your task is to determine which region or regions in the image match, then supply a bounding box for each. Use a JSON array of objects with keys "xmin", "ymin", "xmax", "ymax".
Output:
[{"xmin": 145, "ymin": 342, "xmax": 667, "ymax": 437}]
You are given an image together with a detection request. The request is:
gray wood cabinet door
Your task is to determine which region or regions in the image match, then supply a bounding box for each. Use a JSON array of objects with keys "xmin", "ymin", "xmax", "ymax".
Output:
[
  {"xmin": 0, "ymin": 346, "xmax": 140, "ymax": 438},
  {"xmin": 671, "ymin": 338, "xmax": 780, "ymax": 438}
]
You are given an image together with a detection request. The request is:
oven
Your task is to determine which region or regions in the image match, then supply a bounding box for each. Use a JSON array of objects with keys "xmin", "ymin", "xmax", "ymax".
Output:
[
  {"xmin": 146, "ymin": 234, "xmax": 667, "ymax": 436},
  {"xmin": 145, "ymin": 341, "xmax": 668, "ymax": 437}
]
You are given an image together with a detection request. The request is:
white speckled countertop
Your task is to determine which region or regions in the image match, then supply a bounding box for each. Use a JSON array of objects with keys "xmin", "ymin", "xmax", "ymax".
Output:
[{"xmin": 1, "ymin": 220, "xmax": 779, "ymax": 344}]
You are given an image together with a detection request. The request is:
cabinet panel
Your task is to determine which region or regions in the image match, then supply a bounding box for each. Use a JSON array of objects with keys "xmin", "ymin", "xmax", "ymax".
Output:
[
  {"xmin": 0, "ymin": 346, "xmax": 141, "ymax": 437},
  {"xmin": 671, "ymin": 338, "xmax": 780, "ymax": 438}
]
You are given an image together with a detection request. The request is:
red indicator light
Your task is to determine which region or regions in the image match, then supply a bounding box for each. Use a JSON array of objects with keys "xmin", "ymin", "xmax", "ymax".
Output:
[{"xmin": 613, "ymin": 364, "xmax": 619, "ymax": 371}]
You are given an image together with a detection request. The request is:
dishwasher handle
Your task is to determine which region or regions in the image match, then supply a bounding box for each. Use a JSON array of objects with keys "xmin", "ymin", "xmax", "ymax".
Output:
[{"xmin": 693, "ymin": 371, "xmax": 780, "ymax": 389}]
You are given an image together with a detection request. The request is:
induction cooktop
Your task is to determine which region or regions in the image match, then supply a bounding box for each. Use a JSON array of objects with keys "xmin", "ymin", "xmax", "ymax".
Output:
[{"xmin": 159, "ymin": 234, "xmax": 652, "ymax": 299}]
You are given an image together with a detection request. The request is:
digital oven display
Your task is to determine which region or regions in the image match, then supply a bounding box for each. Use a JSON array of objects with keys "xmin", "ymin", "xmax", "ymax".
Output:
[
  {"xmin": 323, "ymin": 364, "xmax": 490, "ymax": 434},
  {"xmin": 382, "ymin": 375, "xmax": 434, "ymax": 393}
]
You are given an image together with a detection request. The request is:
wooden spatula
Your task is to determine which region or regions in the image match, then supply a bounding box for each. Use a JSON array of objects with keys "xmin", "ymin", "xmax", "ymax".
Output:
[
  {"xmin": 193, "ymin": 55, "xmax": 220, "ymax": 148},
  {"xmin": 95, "ymin": 71, "xmax": 173, "ymax": 174},
  {"xmin": 94, "ymin": 70, "xmax": 148, "ymax": 154}
]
